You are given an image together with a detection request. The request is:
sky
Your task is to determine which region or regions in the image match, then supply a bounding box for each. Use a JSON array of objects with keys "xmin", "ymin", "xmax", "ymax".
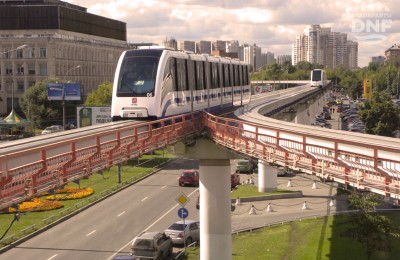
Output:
[{"xmin": 66, "ymin": 0, "xmax": 399, "ymax": 67}]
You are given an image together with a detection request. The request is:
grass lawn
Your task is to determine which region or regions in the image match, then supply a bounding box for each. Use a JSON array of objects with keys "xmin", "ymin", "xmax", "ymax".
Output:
[
  {"xmin": 182, "ymin": 213, "xmax": 400, "ymax": 260},
  {"xmin": 231, "ymin": 184, "xmax": 295, "ymax": 199}
]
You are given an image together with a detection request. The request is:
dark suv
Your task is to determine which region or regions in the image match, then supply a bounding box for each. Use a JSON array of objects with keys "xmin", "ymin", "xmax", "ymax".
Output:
[
  {"xmin": 178, "ymin": 170, "xmax": 199, "ymax": 187},
  {"xmin": 131, "ymin": 231, "xmax": 173, "ymax": 260}
]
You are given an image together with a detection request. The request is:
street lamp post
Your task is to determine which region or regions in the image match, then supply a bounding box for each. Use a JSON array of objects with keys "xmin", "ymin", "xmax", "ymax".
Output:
[
  {"xmin": 0, "ymin": 44, "xmax": 28, "ymax": 56},
  {"xmin": 62, "ymin": 65, "xmax": 81, "ymax": 130}
]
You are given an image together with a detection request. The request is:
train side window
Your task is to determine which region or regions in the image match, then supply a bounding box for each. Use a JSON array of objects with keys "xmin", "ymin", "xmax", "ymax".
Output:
[
  {"xmin": 244, "ymin": 65, "xmax": 249, "ymax": 85},
  {"xmin": 234, "ymin": 65, "xmax": 239, "ymax": 86},
  {"xmin": 239, "ymin": 66, "xmax": 243, "ymax": 86},
  {"xmin": 171, "ymin": 58, "xmax": 178, "ymax": 91},
  {"xmin": 196, "ymin": 61, "xmax": 205, "ymax": 90},
  {"xmin": 176, "ymin": 58, "xmax": 187, "ymax": 91},
  {"xmin": 211, "ymin": 63, "xmax": 218, "ymax": 89},
  {"xmin": 188, "ymin": 60, "xmax": 195, "ymax": 91}
]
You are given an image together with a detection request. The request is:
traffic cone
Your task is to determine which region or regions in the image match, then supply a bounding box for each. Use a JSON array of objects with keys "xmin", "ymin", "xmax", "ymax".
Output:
[
  {"xmin": 266, "ymin": 203, "xmax": 273, "ymax": 212},
  {"xmin": 236, "ymin": 197, "xmax": 241, "ymax": 206},
  {"xmin": 287, "ymin": 179, "xmax": 293, "ymax": 187},
  {"xmin": 302, "ymin": 201, "xmax": 309, "ymax": 210},
  {"xmin": 249, "ymin": 205, "xmax": 256, "ymax": 215}
]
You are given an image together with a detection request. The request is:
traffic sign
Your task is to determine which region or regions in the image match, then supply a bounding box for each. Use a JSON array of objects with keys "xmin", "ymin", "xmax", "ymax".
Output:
[
  {"xmin": 176, "ymin": 193, "xmax": 190, "ymax": 207},
  {"xmin": 177, "ymin": 207, "xmax": 189, "ymax": 219}
]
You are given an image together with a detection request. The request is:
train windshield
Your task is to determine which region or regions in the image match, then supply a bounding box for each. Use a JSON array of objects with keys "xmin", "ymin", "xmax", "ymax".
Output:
[
  {"xmin": 312, "ymin": 70, "xmax": 322, "ymax": 81},
  {"xmin": 117, "ymin": 56, "xmax": 160, "ymax": 97}
]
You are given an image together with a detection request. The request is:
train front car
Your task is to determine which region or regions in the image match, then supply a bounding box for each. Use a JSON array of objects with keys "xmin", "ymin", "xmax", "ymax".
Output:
[
  {"xmin": 310, "ymin": 69, "xmax": 327, "ymax": 88},
  {"xmin": 111, "ymin": 48, "xmax": 163, "ymax": 121}
]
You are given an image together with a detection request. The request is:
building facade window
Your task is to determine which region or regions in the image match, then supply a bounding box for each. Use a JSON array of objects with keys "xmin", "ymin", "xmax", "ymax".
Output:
[
  {"xmin": 39, "ymin": 48, "xmax": 47, "ymax": 58},
  {"xmin": 39, "ymin": 63, "xmax": 47, "ymax": 76},
  {"xmin": 28, "ymin": 47, "xmax": 35, "ymax": 58},
  {"xmin": 17, "ymin": 82, "xmax": 24, "ymax": 92},
  {"xmin": 28, "ymin": 64, "xmax": 35, "ymax": 75},
  {"xmin": 16, "ymin": 48, "xmax": 23, "ymax": 58},
  {"xmin": 17, "ymin": 64, "xmax": 24, "ymax": 75},
  {"xmin": 3, "ymin": 48, "xmax": 11, "ymax": 58},
  {"xmin": 6, "ymin": 64, "xmax": 12, "ymax": 75}
]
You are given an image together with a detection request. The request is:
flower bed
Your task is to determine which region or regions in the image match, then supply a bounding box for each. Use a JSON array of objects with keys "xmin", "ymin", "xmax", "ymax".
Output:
[
  {"xmin": 8, "ymin": 198, "xmax": 64, "ymax": 213},
  {"xmin": 46, "ymin": 187, "xmax": 94, "ymax": 200}
]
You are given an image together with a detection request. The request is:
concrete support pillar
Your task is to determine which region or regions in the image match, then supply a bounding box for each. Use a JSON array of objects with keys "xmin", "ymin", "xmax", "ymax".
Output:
[
  {"xmin": 258, "ymin": 160, "xmax": 277, "ymax": 192},
  {"xmin": 199, "ymin": 159, "xmax": 232, "ymax": 260}
]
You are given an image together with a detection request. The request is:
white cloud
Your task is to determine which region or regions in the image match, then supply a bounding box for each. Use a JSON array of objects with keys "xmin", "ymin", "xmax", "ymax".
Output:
[{"xmin": 66, "ymin": 0, "xmax": 399, "ymax": 67}]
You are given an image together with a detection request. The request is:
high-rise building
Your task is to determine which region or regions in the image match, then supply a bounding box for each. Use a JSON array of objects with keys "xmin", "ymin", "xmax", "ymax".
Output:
[
  {"xmin": 226, "ymin": 40, "xmax": 239, "ymax": 54},
  {"xmin": 179, "ymin": 41, "xmax": 195, "ymax": 53},
  {"xmin": 212, "ymin": 40, "xmax": 226, "ymax": 52},
  {"xmin": 196, "ymin": 41, "xmax": 211, "ymax": 54},
  {"xmin": 277, "ymin": 55, "xmax": 292, "ymax": 65},
  {"xmin": 347, "ymin": 41, "xmax": 358, "ymax": 69},
  {"xmin": 292, "ymin": 25, "xmax": 358, "ymax": 68},
  {"xmin": 0, "ymin": 0, "xmax": 128, "ymax": 115}
]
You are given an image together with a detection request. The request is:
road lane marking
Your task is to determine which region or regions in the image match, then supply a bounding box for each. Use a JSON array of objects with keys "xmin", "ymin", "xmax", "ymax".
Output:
[
  {"xmin": 141, "ymin": 197, "xmax": 148, "ymax": 202},
  {"xmin": 108, "ymin": 189, "xmax": 199, "ymax": 260},
  {"xmin": 47, "ymin": 254, "xmax": 58, "ymax": 260},
  {"xmin": 117, "ymin": 211, "xmax": 126, "ymax": 217},
  {"xmin": 86, "ymin": 230, "xmax": 96, "ymax": 236}
]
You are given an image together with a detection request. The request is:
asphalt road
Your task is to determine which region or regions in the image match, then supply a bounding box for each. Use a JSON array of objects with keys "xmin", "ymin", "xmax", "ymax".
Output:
[{"xmin": 0, "ymin": 159, "xmax": 349, "ymax": 260}]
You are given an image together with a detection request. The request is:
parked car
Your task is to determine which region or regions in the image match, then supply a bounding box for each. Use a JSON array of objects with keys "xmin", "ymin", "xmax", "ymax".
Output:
[
  {"xmin": 231, "ymin": 172, "xmax": 240, "ymax": 189},
  {"xmin": 236, "ymin": 159, "xmax": 256, "ymax": 174},
  {"xmin": 131, "ymin": 231, "xmax": 173, "ymax": 260},
  {"xmin": 41, "ymin": 125, "xmax": 63, "ymax": 135},
  {"xmin": 178, "ymin": 170, "xmax": 199, "ymax": 187},
  {"xmin": 277, "ymin": 167, "xmax": 293, "ymax": 177},
  {"xmin": 164, "ymin": 220, "xmax": 200, "ymax": 246}
]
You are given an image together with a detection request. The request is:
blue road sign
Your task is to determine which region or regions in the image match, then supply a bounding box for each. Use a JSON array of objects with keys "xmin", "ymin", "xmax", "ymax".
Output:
[{"xmin": 177, "ymin": 207, "xmax": 189, "ymax": 219}]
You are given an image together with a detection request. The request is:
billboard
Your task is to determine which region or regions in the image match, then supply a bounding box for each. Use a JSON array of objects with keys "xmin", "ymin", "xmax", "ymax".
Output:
[
  {"xmin": 48, "ymin": 83, "xmax": 81, "ymax": 101},
  {"xmin": 363, "ymin": 79, "xmax": 372, "ymax": 99},
  {"xmin": 77, "ymin": 107, "xmax": 111, "ymax": 128}
]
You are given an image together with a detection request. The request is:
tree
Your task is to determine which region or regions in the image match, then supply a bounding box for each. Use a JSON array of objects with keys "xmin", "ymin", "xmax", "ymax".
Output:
[
  {"xmin": 85, "ymin": 82, "xmax": 113, "ymax": 106},
  {"xmin": 19, "ymin": 78, "xmax": 61, "ymax": 128},
  {"xmin": 358, "ymin": 91, "xmax": 400, "ymax": 137},
  {"xmin": 344, "ymin": 193, "xmax": 400, "ymax": 259}
]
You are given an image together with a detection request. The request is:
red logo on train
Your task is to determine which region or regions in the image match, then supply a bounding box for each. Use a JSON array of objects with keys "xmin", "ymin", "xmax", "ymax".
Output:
[{"xmin": 132, "ymin": 98, "xmax": 137, "ymax": 104}]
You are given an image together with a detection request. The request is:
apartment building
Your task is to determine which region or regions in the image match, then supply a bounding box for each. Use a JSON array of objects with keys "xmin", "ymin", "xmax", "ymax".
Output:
[
  {"xmin": 385, "ymin": 44, "xmax": 400, "ymax": 64},
  {"xmin": 292, "ymin": 25, "xmax": 358, "ymax": 68}
]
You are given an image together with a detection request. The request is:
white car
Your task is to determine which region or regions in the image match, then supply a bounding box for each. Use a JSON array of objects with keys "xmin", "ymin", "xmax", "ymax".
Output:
[
  {"xmin": 164, "ymin": 220, "xmax": 200, "ymax": 246},
  {"xmin": 41, "ymin": 125, "xmax": 63, "ymax": 135}
]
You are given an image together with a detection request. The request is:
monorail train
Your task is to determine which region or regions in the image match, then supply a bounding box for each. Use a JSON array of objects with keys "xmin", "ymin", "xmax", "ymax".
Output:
[
  {"xmin": 310, "ymin": 69, "xmax": 327, "ymax": 88},
  {"xmin": 111, "ymin": 47, "xmax": 251, "ymax": 121}
]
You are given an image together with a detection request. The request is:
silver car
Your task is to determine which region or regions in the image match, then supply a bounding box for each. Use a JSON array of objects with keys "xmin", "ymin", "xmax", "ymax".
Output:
[
  {"xmin": 164, "ymin": 220, "xmax": 200, "ymax": 246},
  {"xmin": 131, "ymin": 231, "xmax": 173, "ymax": 260}
]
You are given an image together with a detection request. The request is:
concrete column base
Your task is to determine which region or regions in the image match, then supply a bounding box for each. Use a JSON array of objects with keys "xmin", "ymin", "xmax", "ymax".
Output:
[{"xmin": 258, "ymin": 161, "xmax": 277, "ymax": 192}]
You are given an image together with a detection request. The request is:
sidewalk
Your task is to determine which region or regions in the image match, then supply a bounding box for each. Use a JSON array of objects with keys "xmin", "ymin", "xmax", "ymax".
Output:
[{"xmin": 327, "ymin": 106, "xmax": 342, "ymax": 130}]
